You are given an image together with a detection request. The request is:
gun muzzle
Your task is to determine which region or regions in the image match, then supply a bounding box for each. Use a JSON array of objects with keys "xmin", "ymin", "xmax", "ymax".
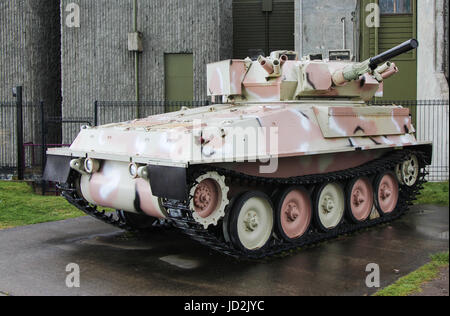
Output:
[{"xmin": 369, "ymin": 39, "xmax": 418, "ymax": 70}]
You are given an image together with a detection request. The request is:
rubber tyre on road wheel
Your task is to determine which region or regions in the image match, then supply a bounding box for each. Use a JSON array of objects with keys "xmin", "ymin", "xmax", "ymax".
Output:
[
  {"xmin": 314, "ymin": 183, "xmax": 346, "ymax": 232},
  {"xmin": 275, "ymin": 186, "xmax": 312, "ymax": 243},
  {"xmin": 229, "ymin": 191, "xmax": 274, "ymax": 253},
  {"xmin": 346, "ymin": 177, "xmax": 374, "ymax": 223},
  {"xmin": 374, "ymin": 172, "xmax": 399, "ymax": 216}
]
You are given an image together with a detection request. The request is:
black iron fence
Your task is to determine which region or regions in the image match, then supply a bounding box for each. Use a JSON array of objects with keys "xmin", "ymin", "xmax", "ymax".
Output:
[
  {"xmin": 1, "ymin": 97, "xmax": 449, "ymax": 183},
  {"xmin": 0, "ymin": 96, "xmax": 43, "ymax": 180},
  {"xmin": 61, "ymin": 100, "xmax": 212, "ymax": 147},
  {"xmin": 415, "ymin": 100, "xmax": 448, "ymax": 183},
  {"xmin": 94, "ymin": 100, "xmax": 212, "ymax": 126},
  {"xmin": 368, "ymin": 100, "xmax": 449, "ymax": 182}
]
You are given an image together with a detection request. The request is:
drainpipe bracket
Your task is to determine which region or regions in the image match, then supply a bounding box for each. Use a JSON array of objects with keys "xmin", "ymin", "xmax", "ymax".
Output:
[{"xmin": 128, "ymin": 32, "xmax": 143, "ymax": 52}]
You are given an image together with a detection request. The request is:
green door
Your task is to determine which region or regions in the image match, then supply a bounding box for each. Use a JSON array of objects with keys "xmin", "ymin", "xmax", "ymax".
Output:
[
  {"xmin": 164, "ymin": 54, "xmax": 194, "ymax": 101},
  {"xmin": 360, "ymin": 0, "xmax": 417, "ymax": 101}
]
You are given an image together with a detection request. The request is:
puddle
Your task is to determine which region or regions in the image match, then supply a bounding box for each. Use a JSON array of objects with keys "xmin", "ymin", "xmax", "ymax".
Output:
[
  {"xmin": 416, "ymin": 226, "xmax": 450, "ymax": 241},
  {"xmin": 438, "ymin": 231, "xmax": 449, "ymax": 240},
  {"xmin": 80, "ymin": 234, "xmax": 153, "ymax": 250},
  {"xmin": 54, "ymin": 244, "xmax": 81, "ymax": 251},
  {"xmin": 159, "ymin": 255, "xmax": 201, "ymax": 270},
  {"xmin": 417, "ymin": 209, "xmax": 437, "ymax": 215}
]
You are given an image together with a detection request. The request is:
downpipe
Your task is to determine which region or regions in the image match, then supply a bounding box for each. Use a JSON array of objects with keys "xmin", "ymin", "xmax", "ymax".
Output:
[{"xmin": 133, "ymin": 0, "xmax": 140, "ymax": 116}]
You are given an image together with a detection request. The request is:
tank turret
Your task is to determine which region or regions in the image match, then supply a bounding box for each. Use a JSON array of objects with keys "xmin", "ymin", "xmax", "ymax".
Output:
[
  {"xmin": 207, "ymin": 39, "xmax": 417, "ymax": 102},
  {"xmin": 44, "ymin": 39, "xmax": 433, "ymax": 259}
]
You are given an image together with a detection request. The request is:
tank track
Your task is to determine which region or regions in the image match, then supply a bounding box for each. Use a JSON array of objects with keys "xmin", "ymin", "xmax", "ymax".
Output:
[
  {"xmin": 164, "ymin": 149, "xmax": 429, "ymax": 260},
  {"xmin": 59, "ymin": 149, "xmax": 428, "ymax": 260},
  {"xmin": 59, "ymin": 183, "xmax": 170, "ymax": 232}
]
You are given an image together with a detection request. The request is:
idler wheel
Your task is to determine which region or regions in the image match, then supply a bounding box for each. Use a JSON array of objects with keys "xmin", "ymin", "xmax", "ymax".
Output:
[
  {"xmin": 374, "ymin": 172, "xmax": 399, "ymax": 215},
  {"xmin": 396, "ymin": 154, "xmax": 420, "ymax": 187},
  {"xmin": 229, "ymin": 191, "xmax": 274, "ymax": 252},
  {"xmin": 276, "ymin": 186, "xmax": 312, "ymax": 242},
  {"xmin": 314, "ymin": 183, "xmax": 345, "ymax": 231},
  {"xmin": 346, "ymin": 177, "xmax": 374, "ymax": 223},
  {"xmin": 117, "ymin": 210, "xmax": 157, "ymax": 230}
]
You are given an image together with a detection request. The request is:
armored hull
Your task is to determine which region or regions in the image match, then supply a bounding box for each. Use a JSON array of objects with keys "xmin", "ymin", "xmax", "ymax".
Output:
[{"xmin": 45, "ymin": 39, "xmax": 433, "ymax": 259}]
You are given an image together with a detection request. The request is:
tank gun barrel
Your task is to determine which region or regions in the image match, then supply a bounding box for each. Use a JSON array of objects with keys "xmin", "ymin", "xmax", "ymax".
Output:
[
  {"xmin": 369, "ymin": 39, "xmax": 418, "ymax": 70},
  {"xmin": 332, "ymin": 39, "xmax": 419, "ymax": 86}
]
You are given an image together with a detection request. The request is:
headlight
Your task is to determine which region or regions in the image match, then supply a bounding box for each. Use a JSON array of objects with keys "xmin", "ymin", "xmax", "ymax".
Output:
[
  {"xmin": 84, "ymin": 158, "xmax": 100, "ymax": 174},
  {"xmin": 137, "ymin": 166, "xmax": 149, "ymax": 180},
  {"xmin": 128, "ymin": 163, "xmax": 139, "ymax": 178}
]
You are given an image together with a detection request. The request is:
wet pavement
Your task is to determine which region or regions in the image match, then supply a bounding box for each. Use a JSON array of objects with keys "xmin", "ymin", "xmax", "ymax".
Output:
[{"xmin": 0, "ymin": 205, "xmax": 448, "ymax": 296}]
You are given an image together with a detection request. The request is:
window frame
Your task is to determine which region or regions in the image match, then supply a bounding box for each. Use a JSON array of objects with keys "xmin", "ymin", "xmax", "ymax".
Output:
[{"xmin": 379, "ymin": 0, "xmax": 413, "ymax": 15}]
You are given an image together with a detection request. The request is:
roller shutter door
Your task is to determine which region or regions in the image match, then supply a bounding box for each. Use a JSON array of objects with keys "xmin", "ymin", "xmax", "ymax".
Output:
[{"xmin": 233, "ymin": 0, "xmax": 295, "ymax": 59}]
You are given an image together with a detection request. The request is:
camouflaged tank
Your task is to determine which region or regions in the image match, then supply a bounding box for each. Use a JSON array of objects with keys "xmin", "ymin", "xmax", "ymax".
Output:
[{"xmin": 44, "ymin": 39, "xmax": 433, "ymax": 259}]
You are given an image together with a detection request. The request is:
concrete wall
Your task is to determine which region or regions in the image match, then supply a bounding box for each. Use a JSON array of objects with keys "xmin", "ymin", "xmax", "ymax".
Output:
[
  {"xmin": 416, "ymin": 0, "xmax": 449, "ymax": 181},
  {"xmin": 0, "ymin": 0, "xmax": 61, "ymax": 168},
  {"xmin": 417, "ymin": 0, "xmax": 449, "ymax": 100},
  {"xmin": 444, "ymin": 0, "xmax": 449, "ymax": 83},
  {"xmin": 0, "ymin": 0, "xmax": 61, "ymax": 106},
  {"xmin": 295, "ymin": 0, "xmax": 358, "ymax": 59},
  {"xmin": 61, "ymin": 0, "xmax": 233, "ymax": 142}
]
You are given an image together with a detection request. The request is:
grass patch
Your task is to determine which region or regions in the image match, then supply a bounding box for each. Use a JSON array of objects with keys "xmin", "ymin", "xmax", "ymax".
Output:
[
  {"xmin": 0, "ymin": 181, "xmax": 84, "ymax": 229},
  {"xmin": 415, "ymin": 182, "xmax": 449, "ymax": 206},
  {"xmin": 374, "ymin": 251, "xmax": 449, "ymax": 296}
]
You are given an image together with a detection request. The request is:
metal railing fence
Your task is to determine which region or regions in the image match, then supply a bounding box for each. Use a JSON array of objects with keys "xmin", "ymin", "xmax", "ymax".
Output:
[
  {"xmin": 0, "ymin": 100, "xmax": 42, "ymax": 179},
  {"xmin": 2, "ymin": 99, "xmax": 449, "ymax": 182},
  {"xmin": 368, "ymin": 100, "xmax": 449, "ymax": 182}
]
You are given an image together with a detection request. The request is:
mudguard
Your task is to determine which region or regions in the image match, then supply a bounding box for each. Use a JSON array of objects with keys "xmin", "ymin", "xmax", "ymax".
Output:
[{"xmin": 43, "ymin": 155, "xmax": 73, "ymax": 183}]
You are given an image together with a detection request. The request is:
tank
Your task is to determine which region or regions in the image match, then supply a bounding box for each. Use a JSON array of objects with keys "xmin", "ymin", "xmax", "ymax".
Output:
[{"xmin": 44, "ymin": 39, "xmax": 433, "ymax": 259}]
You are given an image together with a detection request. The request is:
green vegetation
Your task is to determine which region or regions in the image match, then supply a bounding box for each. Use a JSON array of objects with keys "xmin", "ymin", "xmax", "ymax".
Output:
[
  {"xmin": 415, "ymin": 182, "xmax": 449, "ymax": 206},
  {"xmin": 0, "ymin": 181, "xmax": 83, "ymax": 229},
  {"xmin": 375, "ymin": 252, "xmax": 449, "ymax": 296}
]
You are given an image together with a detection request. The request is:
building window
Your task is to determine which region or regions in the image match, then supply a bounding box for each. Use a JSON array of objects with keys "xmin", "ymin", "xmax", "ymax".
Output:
[{"xmin": 379, "ymin": 0, "xmax": 412, "ymax": 14}]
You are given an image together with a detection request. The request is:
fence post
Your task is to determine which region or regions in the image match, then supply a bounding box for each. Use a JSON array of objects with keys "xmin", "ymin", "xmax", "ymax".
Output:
[
  {"xmin": 14, "ymin": 86, "xmax": 24, "ymax": 180},
  {"xmin": 94, "ymin": 101, "xmax": 98, "ymax": 126},
  {"xmin": 40, "ymin": 101, "xmax": 46, "ymax": 195}
]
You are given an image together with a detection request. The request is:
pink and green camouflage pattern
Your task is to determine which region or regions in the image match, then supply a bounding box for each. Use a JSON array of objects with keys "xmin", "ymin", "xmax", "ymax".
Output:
[{"xmin": 45, "ymin": 41, "xmax": 432, "ymax": 218}]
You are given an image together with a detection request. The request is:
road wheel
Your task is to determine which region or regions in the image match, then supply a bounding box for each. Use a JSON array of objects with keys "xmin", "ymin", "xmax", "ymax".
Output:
[
  {"xmin": 229, "ymin": 191, "xmax": 274, "ymax": 253},
  {"xmin": 276, "ymin": 186, "xmax": 312, "ymax": 242},
  {"xmin": 374, "ymin": 172, "xmax": 399, "ymax": 216},
  {"xmin": 346, "ymin": 177, "xmax": 374, "ymax": 223},
  {"xmin": 314, "ymin": 183, "xmax": 345, "ymax": 232}
]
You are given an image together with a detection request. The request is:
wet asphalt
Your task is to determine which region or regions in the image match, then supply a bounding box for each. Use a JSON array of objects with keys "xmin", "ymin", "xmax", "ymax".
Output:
[{"xmin": 0, "ymin": 205, "xmax": 448, "ymax": 296}]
